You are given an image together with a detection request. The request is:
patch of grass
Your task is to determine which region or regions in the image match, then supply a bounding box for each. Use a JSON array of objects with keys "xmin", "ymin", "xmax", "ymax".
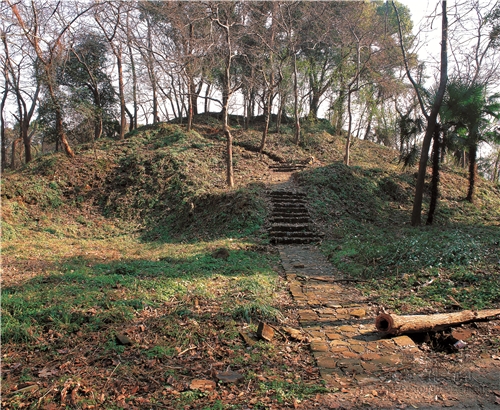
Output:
[
  {"xmin": 257, "ymin": 380, "xmax": 329, "ymax": 404},
  {"xmin": 1, "ymin": 240, "xmax": 278, "ymax": 344},
  {"xmin": 144, "ymin": 345, "xmax": 176, "ymax": 359}
]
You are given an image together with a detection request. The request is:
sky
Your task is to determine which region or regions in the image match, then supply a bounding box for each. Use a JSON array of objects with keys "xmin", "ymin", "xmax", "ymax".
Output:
[{"xmin": 399, "ymin": 0, "xmax": 445, "ymax": 64}]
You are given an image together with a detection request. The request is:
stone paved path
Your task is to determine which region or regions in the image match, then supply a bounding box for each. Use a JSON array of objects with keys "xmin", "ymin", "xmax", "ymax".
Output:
[
  {"xmin": 265, "ymin": 168, "xmax": 423, "ymax": 390},
  {"xmin": 278, "ymin": 245, "xmax": 420, "ymax": 389}
]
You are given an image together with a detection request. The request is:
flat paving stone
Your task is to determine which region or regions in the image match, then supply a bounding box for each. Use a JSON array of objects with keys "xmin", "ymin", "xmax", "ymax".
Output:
[
  {"xmin": 349, "ymin": 308, "xmax": 366, "ymax": 317},
  {"xmin": 317, "ymin": 357, "xmax": 337, "ymax": 368},
  {"xmin": 326, "ymin": 333, "xmax": 342, "ymax": 340},
  {"xmin": 310, "ymin": 342, "xmax": 330, "ymax": 352},
  {"xmin": 392, "ymin": 335, "xmax": 416, "ymax": 347},
  {"xmin": 361, "ymin": 352, "xmax": 382, "ymax": 361},
  {"xmin": 372, "ymin": 355, "xmax": 402, "ymax": 366},
  {"xmin": 351, "ymin": 345, "xmax": 366, "ymax": 354},
  {"xmin": 342, "ymin": 351, "xmax": 360, "ymax": 358},
  {"xmin": 330, "ymin": 346, "xmax": 350, "ymax": 353},
  {"xmin": 360, "ymin": 361, "xmax": 380, "ymax": 373}
]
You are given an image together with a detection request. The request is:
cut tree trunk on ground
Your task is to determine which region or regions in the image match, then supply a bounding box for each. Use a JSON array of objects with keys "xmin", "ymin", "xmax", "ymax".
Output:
[{"xmin": 375, "ymin": 310, "xmax": 500, "ymax": 335}]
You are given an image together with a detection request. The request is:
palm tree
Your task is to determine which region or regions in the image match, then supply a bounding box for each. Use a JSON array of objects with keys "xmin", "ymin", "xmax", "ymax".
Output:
[{"xmin": 441, "ymin": 80, "xmax": 500, "ymax": 202}]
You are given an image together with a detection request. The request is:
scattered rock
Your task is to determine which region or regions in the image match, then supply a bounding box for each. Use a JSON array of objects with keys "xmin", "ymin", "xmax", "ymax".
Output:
[
  {"xmin": 190, "ymin": 379, "xmax": 216, "ymax": 391},
  {"xmin": 212, "ymin": 248, "xmax": 230, "ymax": 260},
  {"xmin": 216, "ymin": 370, "xmax": 244, "ymax": 383},
  {"xmin": 282, "ymin": 326, "xmax": 307, "ymax": 341},
  {"xmin": 257, "ymin": 322, "xmax": 274, "ymax": 341},
  {"xmin": 240, "ymin": 330, "xmax": 258, "ymax": 346},
  {"xmin": 115, "ymin": 333, "xmax": 133, "ymax": 346}
]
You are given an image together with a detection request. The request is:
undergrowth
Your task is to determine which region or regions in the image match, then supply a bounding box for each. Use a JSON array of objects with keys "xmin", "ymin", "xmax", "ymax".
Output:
[{"xmin": 298, "ymin": 161, "xmax": 500, "ymax": 313}]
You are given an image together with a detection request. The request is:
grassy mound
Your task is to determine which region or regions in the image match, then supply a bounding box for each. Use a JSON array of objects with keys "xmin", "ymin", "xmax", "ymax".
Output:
[{"xmin": 1, "ymin": 123, "xmax": 267, "ymax": 243}]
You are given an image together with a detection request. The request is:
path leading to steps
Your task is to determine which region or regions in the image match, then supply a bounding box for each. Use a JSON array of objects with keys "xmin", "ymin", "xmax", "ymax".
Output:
[{"xmin": 266, "ymin": 165, "xmax": 500, "ymax": 409}]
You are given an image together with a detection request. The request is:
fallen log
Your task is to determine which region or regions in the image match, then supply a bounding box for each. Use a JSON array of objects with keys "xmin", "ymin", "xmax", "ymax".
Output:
[{"xmin": 375, "ymin": 309, "xmax": 500, "ymax": 335}]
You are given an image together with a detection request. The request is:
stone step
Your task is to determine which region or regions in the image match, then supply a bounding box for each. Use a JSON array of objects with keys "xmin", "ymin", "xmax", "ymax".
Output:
[
  {"xmin": 270, "ymin": 231, "xmax": 318, "ymax": 238},
  {"xmin": 272, "ymin": 207, "xmax": 308, "ymax": 213},
  {"xmin": 269, "ymin": 223, "xmax": 311, "ymax": 230},
  {"xmin": 268, "ymin": 191, "xmax": 307, "ymax": 198},
  {"xmin": 270, "ymin": 200, "xmax": 307, "ymax": 205},
  {"xmin": 269, "ymin": 164, "xmax": 307, "ymax": 171},
  {"xmin": 270, "ymin": 216, "xmax": 311, "ymax": 224},
  {"xmin": 270, "ymin": 236, "xmax": 321, "ymax": 244},
  {"xmin": 271, "ymin": 212, "xmax": 310, "ymax": 218}
]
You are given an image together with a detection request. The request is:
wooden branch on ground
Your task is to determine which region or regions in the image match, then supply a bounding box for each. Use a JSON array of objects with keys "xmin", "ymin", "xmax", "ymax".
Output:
[{"xmin": 375, "ymin": 309, "xmax": 500, "ymax": 335}]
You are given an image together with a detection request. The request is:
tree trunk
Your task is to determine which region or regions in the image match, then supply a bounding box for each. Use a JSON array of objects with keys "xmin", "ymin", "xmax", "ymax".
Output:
[
  {"xmin": 309, "ymin": 92, "xmax": 320, "ymax": 120},
  {"xmin": 204, "ymin": 82, "xmax": 211, "ymax": 114},
  {"xmin": 376, "ymin": 310, "xmax": 500, "ymax": 335},
  {"xmin": 466, "ymin": 143, "xmax": 477, "ymax": 202},
  {"xmin": 46, "ymin": 78, "xmax": 75, "ymax": 157},
  {"xmin": 21, "ymin": 118, "xmax": 32, "ymax": 163},
  {"xmin": 492, "ymin": 150, "xmax": 500, "ymax": 183},
  {"xmin": 245, "ymin": 87, "xmax": 255, "ymax": 129},
  {"xmin": 426, "ymin": 123, "xmax": 441, "ymax": 225},
  {"xmin": 293, "ymin": 51, "xmax": 300, "ymax": 145},
  {"xmin": 260, "ymin": 94, "xmax": 270, "ymax": 153},
  {"xmin": 345, "ymin": 88, "xmax": 353, "ymax": 166},
  {"xmin": 364, "ymin": 112, "xmax": 373, "ymax": 141},
  {"xmin": 92, "ymin": 88, "xmax": 103, "ymax": 140},
  {"xmin": 1, "ymin": 43, "xmax": 9, "ymax": 172},
  {"xmin": 146, "ymin": 18, "xmax": 158, "ymax": 125},
  {"xmin": 187, "ymin": 78, "xmax": 194, "ymax": 132},
  {"xmin": 152, "ymin": 76, "xmax": 158, "ymax": 123},
  {"xmin": 127, "ymin": 42, "xmax": 138, "ymax": 130},
  {"xmin": 276, "ymin": 91, "xmax": 284, "ymax": 133},
  {"xmin": 334, "ymin": 76, "xmax": 346, "ymax": 133},
  {"xmin": 222, "ymin": 93, "xmax": 233, "ymax": 187},
  {"xmin": 116, "ymin": 48, "xmax": 126, "ymax": 139},
  {"xmin": 11, "ymin": 138, "xmax": 21, "ymax": 169},
  {"xmin": 222, "ymin": 57, "xmax": 233, "ymax": 187}
]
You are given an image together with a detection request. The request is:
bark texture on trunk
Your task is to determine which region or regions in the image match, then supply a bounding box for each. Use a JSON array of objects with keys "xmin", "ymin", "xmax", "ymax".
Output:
[
  {"xmin": 466, "ymin": 144, "xmax": 477, "ymax": 202},
  {"xmin": 426, "ymin": 123, "xmax": 441, "ymax": 225},
  {"xmin": 375, "ymin": 310, "xmax": 500, "ymax": 335}
]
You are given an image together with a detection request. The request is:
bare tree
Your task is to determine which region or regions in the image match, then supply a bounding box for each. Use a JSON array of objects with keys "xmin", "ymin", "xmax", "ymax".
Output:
[
  {"xmin": 246, "ymin": 2, "xmax": 284, "ymax": 152},
  {"xmin": 94, "ymin": 1, "xmax": 127, "ymax": 139},
  {"xmin": 3, "ymin": 35, "xmax": 40, "ymax": 164},
  {"xmin": 210, "ymin": 2, "xmax": 245, "ymax": 188},
  {"xmin": 0, "ymin": 26, "xmax": 10, "ymax": 171},
  {"xmin": 7, "ymin": 0, "xmax": 92, "ymax": 158}
]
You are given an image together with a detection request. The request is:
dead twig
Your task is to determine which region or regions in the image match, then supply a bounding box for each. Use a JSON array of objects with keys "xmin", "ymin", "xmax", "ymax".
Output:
[
  {"xmin": 37, "ymin": 383, "xmax": 56, "ymax": 408},
  {"xmin": 103, "ymin": 362, "xmax": 120, "ymax": 390},
  {"xmin": 177, "ymin": 345, "xmax": 197, "ymax": 357}
]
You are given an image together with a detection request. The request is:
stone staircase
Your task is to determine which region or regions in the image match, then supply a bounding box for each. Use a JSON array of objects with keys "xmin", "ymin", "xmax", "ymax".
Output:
[
  {"xmin": 268, "ymin": 163, "xmax": 308, "ymax": 173},
  {"xmin": 268, "ymin": 190, "xmax": 322, "ymax": 244}
]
